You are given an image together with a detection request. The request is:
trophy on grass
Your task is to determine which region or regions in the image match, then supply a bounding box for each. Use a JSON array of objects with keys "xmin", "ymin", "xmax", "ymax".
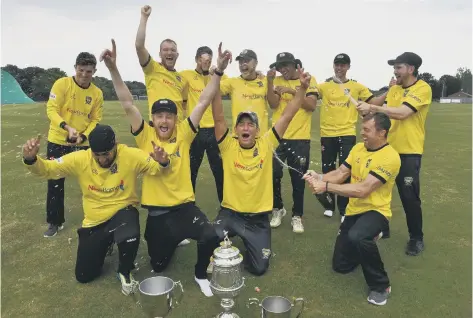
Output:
[{"xmin": 209, "ymin": 232, "xmax": 245, "ymax": 318}]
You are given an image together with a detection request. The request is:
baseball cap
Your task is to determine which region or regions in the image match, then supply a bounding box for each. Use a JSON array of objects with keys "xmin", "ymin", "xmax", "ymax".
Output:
[
  {"xmin": 334, "ymin": 53, "xmax": 351, "ymax": 64},
  {"xmin": 89, "ymin": 124, "xmax": 116, "ymax": 153},
  {"xmin": 387, "ymin": 52, "xmax": 422, "ymax": 68},
  {"xmin": 235, "ymin": 49, "xmax": 257, "ymax": 61},
  {"xmin": 269, "ymin": 52, "xmax": 302, "ymax": 69},
  {"xmin": 195, "ymin": 46, "xmax": 213, "ymax": 58},
  {"xmin": 151, "ymin": 99, "xmax": 177, "ymax": 115},
  {"xmin": 236, "ymin": 111, "xmax": 259, "ymax": 128}
]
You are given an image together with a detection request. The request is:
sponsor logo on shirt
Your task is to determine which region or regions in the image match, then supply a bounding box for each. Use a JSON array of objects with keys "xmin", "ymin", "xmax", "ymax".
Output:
[{"xmin": 88, "ymin": 180, "xmax": 125, "ymax": 193}]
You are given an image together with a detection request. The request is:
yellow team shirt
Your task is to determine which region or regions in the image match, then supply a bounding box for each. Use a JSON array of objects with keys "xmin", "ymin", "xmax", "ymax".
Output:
[
  {"xmin": 318, "ymin": 79, "xmax": 373, "ymax": 137},
  {"xmin": 133, "ymin": 118, "xmax": 197, "ymax": 207},
  {"xmin": 271, "ymin": 76, "xmax": 319, "ymax": 140},
  {"xmin": 180, "ymin": 70, "xmax": 229, "ymax": 128},
  {"xmin": 218, "ymin": 127, "xmax": 281, "ymax": 213},
  {"xmin": 142, "ymin": 56, "xmax": 188, "ymax": 121},
  {"xmin": 24, "ymin": 144, "xmax": 166, "ymax": 227},
  {"xmin": 46, "ymin": 77, "xmax": 103, "ymax": 146},
  {"xmin": 343, "ymin": 143, "xmax": 401, "ymax": 219},
  {"xmin": 385, "ymin": 80, "xmax": 432, "ymax": 154},
  {"xmin": 220, "ymin": 77, "xmax": 269, "ymax": 133}
]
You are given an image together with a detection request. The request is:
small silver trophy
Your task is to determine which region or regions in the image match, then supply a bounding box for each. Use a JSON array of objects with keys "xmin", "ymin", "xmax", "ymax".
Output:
[{"xmin": 210, "ymin": 233, "xmax": 245, "ymax": 318}]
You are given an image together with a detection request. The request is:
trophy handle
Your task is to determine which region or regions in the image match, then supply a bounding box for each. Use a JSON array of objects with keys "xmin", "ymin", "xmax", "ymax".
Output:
[
  {"xmin": 247, "ymin": 298, "xmax": 260, "ymax": 308},
  {"xmin": 292, "ymin": 297, "xmax": 305, "ymax": 318},
  {"xmin": 173, "ymin": 280, "xmax": 184, "ymax": 307}
]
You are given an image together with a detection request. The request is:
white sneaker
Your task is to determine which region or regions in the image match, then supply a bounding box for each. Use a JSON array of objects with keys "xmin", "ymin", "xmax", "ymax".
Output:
[
  {"xmin": 291, "ymin": 216, "xmax": 304, "ymax": 233},
  {"xmin": 178, "ymin": 239, "xmax": 190, "ymax": 247},
  {"xmin": 117, "ymin": 272, "xmax": 139, "ymax": 296},
  {"xmin": 270, "ymin": 208, "xmax": 287, "ymax": 228},
  {"xmin": 324, "ymin": 210, "xmax": 333, "ymax": 217},
  {"xmin": 195, "ymin": 276, "xmax": 213, "ymax": 297}
]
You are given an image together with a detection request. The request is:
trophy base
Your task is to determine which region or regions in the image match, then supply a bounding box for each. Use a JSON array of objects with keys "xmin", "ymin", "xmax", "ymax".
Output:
[{"xmin": 216, "ymin": 313, "xmax": 240, "ymax": 318}]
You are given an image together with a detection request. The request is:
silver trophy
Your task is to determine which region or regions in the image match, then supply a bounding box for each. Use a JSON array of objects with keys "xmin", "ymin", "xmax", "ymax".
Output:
[
  {"xmin": 136, "ymin": 276, "xmax": 184, "ymax": 318},
  {"xmin": 247, "ymin": 296, "xmax": 305, "ymax": 317},
  {"xmin": 210, "ymin": 233, "xmax": 245, "ymax": 318}
]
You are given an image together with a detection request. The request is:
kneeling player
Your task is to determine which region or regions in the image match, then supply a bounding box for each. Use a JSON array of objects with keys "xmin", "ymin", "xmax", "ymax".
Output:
[{"xmin": 22, "ymin": 125, "xmax": 171, "ymax": 295}]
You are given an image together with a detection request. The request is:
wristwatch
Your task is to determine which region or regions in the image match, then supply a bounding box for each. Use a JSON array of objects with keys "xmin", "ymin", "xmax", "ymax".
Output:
[{"xmin": 214, "ymin": 69, "xmax": 224, "ymax": 76}]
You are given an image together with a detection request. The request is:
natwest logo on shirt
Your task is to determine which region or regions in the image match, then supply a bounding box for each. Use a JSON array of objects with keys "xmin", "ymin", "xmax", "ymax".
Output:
[
  {"xmin": 233, "ymin": 159, "xmax": 264, "ymax": 171},
  {"xmin": 88, "ymin": 180, "xmax": 125, "ymax": 193}
]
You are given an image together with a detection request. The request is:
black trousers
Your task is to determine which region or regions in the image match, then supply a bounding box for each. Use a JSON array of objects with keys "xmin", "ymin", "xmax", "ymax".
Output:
[
  {"xmin": 190, "ymin": 127, "xmax": 224, "ymax": 203},
  {"xmin": 273, "ymin": 139, "xmax": 311, "ymax": 217},
  {"xmin": 320, "ymin": 136, "xmax": 356, "ymax": 215},
  {"xmin": 46, "ymin": 142, "xmax": 88, "ymax": 225},
  {"xmin": 75, "ymin": 206, "xmax": 140, "ymax": 283},
  {"xmin": 213, "ymin": 208, "xmax": 272, "ymax": 276},
  {"xmin": 332, "ymin": 211, "xmax": 390, "ymax": 292},
  {"xmin": 144, "ymin": 203, "xmax": 219, "ymax": 279},
  {"xmin": 396, "ymin": 155, "xmax": 423, "ymax": 240}
]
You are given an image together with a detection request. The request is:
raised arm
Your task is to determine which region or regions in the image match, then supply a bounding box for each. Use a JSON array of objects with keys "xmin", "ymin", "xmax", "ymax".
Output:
[
  {"xmin": 211, "ymin": 86, "xmax": 228, "ymax": 142},
  {"xmin": 189, "ymin": 42, "xmax": 232, "ymax": 128},
  {"xmin": 22, "ymin": 135, "xmax": 78, "ymax": 179},
  {"xmin": 100, "ymin": 39, "xmax": 143, "ymax": 132},
  {"xmin": 273, "ymin": 66, "xmax": 310, "ymax": 137},
  {"xmin": 135, "ymin": 5, "xmax": 152, "ymax": 66},
  {"xmin": 266, "ymin": 68, "xmax": 280, "ymax": 109}
]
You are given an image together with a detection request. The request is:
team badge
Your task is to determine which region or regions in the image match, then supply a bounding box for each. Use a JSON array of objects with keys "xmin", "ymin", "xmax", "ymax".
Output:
[
  {"xmin": 365, "ymin": 158, "xmax": 372, "ymax": 168},
  {"xmin": 110, "ymin": 163, "xmax": 118, "ymax": 174},
  {"xmin": 176, "ymin": 75, "xmax": 181, "ymax": 82},
  {"xmin": 85, "ymin": 96, "xmax": 92, "ymax": 104},
  {"xmin": 257, "ymin": 81, "xmax": 263, "ymax": 87},
  {"xmin": 253, "ymin": 148, "xmax": 259, "ymax": 157}
]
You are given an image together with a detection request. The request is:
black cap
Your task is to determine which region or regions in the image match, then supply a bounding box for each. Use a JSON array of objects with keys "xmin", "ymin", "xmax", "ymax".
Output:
[
  {"xmin": 89, "ymin": 124, "xmax": 116, "ymax": 153},
  {"xmin": 235, "ymin": 49, "xmax": 257, "ymax": 61},
  {"xmin": 236, "ymin": 111, "xmax": 259, "ymax": 128},
  {"xmin": 387, "ymin": 52, "xmax": 422, "ymax": 68},
  {"xmin": 269, "ymin": 52, "xmax": 302, "ymax": 69},
  {"xmin": 334, "ymin": 53, "xmax": 351, "ymax": 64},
  {"xmin": 151, "ymin": 99, "xmax": 177, "ymax": 115},
  {"xmin": 195, "ymin": 46, "xmax": 213, "ymax": 58}
]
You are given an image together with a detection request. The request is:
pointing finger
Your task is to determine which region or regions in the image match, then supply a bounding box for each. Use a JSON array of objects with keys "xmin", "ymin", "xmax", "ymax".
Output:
[
  {"xmin": 218, "ymin": 42, "xmax": 222, "ymax": 56},
  {"xmin": 111, "ymin": 38, "xmax": 116, "ymax": 54}
]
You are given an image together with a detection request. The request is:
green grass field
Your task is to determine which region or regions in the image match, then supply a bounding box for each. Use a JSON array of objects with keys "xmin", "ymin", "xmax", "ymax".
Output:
[{"xmin": 1, "ymin": 101, "xmax": 472, "ymax": 318}]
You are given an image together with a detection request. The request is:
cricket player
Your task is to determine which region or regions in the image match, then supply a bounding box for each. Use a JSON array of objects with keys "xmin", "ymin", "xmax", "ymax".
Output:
[
  {"xmin": 44, "ymin": 52, "xmax": 103, "ymax": 237},
  {"xmin": 181, "ymin": 46, "xmax": 226, "ymax": 203},
  {"xmin": 22, "ymin": 124, "xmax": 171, "ymax": 295},
  {"xmin": 316, "ymin": 53, "xmax": 390, "ymax": 220},
  {"xmin": 101, "ymin": 39, "xmax": 232, "ymax": 297},
  {"xmin": 304, "ymin": 112, "xmax": 400, "ymax": 306},
  {"xmin": 135, "ymin": 5, "xmax": 188, "ymax": 121},
  {"xmin": 219, "ymin": 49, "xmax": 270, "ymax": 133},
  {"xmin": 356, "ymin": 52, "xmax": 432, "ymax": 256},
  {"xmin": 266, "ymin": 52, "xmax": 319, "ymax": 233},
  {"xmin": 210, "ymin": 65, "xmax": 312, "ymax": 276}
]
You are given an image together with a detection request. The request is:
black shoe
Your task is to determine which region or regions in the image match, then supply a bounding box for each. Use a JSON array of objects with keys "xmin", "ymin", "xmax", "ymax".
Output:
[{"xmin": 405, "ymin": 239, "xmax": 424, "ymax": 256}]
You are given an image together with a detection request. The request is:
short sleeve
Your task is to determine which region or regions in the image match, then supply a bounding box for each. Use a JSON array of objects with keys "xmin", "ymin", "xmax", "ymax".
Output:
[
  {"xmin": 317, "ymin": 82, "xmax": 327, "ymax": 98},
  {"xmin": 369, "ymin": 154, "xmax": 401, "ymax": 184},
  {"xmin": 358, "ymin": 83, "xmax": 374, "ymax": 102},
  {"xmin": 217, "ymin": 129, "xmax": 234, "ymax": 153},
  {"xmin": 220, "ymin": 78, "xmax": 233, "ymax": 95},
  {"xmin": 263, "ymin": 127, "xmax": 282, "ymax": 151},
  {"xmin": 306, "ymin": 76, "xmax": 319, "ymax": 97},
  {"xmin": 132, "ymin": 120, "xmax": 152, "ymax": 149},
  {"xmin": 179, "ymin": 118, "xmax": 198, "ymax": 143},
  {"xmin": 342, "ymin": 144, "xmax": 361, "ymax": 169},
  {"xmin": 142, "ymin": 57, "xmax": 163, "ymax": 75},
  {"xmin": 402, "ymin": 83, "xmax": 432, "ymax": 112}
]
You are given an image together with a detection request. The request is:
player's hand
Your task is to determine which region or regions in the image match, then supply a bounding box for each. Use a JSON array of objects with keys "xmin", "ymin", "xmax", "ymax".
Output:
[
  {"xmin": 311, "ymin": 180, "xmax": 326, "ymax": 194},
  {"xmin": 298, "ymin": 65, "xmax": 311, "ymax": 90},
  {"xmin": 65, "ymin": 126, "xmax": 79, "ymax": 143},
  {"xmin": 275, "ymin": 86, "xmax": 296, "ymax": 95},
  {"xmin": 99, "ymin": 39, "xmax": 117, "ymax": 70},
  {"xmin": 67, "ymin": 134, "xmax": 83, "ymax": 146},
  {"xmin": 209, "ymin": 65, "xmax": 216, "ymax": 75},
  {"xmin": 23, "ymin": 135, "xmax": 41, "ymax": 161},
  {"xmin": 356, "ymin": 102, "xmax": 371, "ymax": 115},
  {"xmin": 389, "ymin": 76, "xmax": 396, "ymax": 87},
  {"xmin": 150, "ymin": 141, "xmax": 170, "ymax": 166},
  {"xmin": 216, "ymin": 42, "xmax": 232, "ymax": 72},
  {"xmin": 266, "ymin": 68, "xmax": 276, "ymax": 82},
  {"xmin": 303, "ymin": 170, "xmax": 320, "ymax": 181},
  {"xmin": 141, "ymin": 5, "xmax": 152, "ymax": 18}
]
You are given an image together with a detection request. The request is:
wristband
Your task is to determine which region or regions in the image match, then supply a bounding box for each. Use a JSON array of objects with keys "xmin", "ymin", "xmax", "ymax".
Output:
[
  {"xmin": 214, "ymin": 69, "xmax": 224, "ymax": 76},
  {"xmin": 79, "ymin": 134, "xmax": 87, "ymax": 143},
  {"xmin": 59, "ymin": 121, "xmax": 67, "ymax": 130},
  {"xmin": 159, "ymin": 160, "xmax": 170, "ymax": 168},
  {"xmin": 23, "ymin": 156, "xmax": 38, "ymax": 165}
]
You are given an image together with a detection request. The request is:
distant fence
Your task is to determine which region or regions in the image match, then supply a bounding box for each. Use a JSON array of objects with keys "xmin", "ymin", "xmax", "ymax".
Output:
[
  {"xmin": 132, "ymin": 95, "xmax": 148, "ymax": 101},
  {"xmin": 439, "ymin": 98, "xmax": 472, "ymax": 104}
]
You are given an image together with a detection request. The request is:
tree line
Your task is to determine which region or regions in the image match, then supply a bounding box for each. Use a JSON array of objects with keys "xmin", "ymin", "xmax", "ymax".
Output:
[{"xmin": 2, "ymin": 63, "xmax": 471, "ymax": 102}]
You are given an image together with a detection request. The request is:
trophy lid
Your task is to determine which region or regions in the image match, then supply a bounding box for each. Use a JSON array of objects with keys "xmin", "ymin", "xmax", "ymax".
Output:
[{"xmin": 213, "ymin": 234, "xmax": 243, "ymax": 266}]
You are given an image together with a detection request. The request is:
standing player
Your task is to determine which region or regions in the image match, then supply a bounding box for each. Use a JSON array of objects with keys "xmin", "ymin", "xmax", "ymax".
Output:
[
  {"xmin": 22, "ymin": 125, "xmax": 171, "ymax": 295},
  {"xmin": 210, "ymin": 65, "xmax": 312, "ymax": 276},
  {"xmin": 101, "ymin": 39, "xmax": 232, "ymax": 296},
  {"xmin": 181, "ymin": 46, "xmax": 226, "ymax": 203},
  {"xmin": 135, "ymin": 5, "xmax": 187, "ymax": 121},
  {"xmin": 44, "ymin": 52, "xmax": 103, "ymax": 237},
  {"xmin": 356, "ymin": 52, "xmax": 432, "ymax": 256},
  {"xmin": 316, "ymin": 53, "xmax": 389, "ymax": 220},
  {"xmin": 265, "ymin": 52, "xmax": 318, "ymax": 233},
  {"xmin": 220, "ymin": 49, "xmax": 269, "ymax": 133},
  {"xmin": 304, "ymin": 112, "xmax": 400, "ymax": 306}
]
